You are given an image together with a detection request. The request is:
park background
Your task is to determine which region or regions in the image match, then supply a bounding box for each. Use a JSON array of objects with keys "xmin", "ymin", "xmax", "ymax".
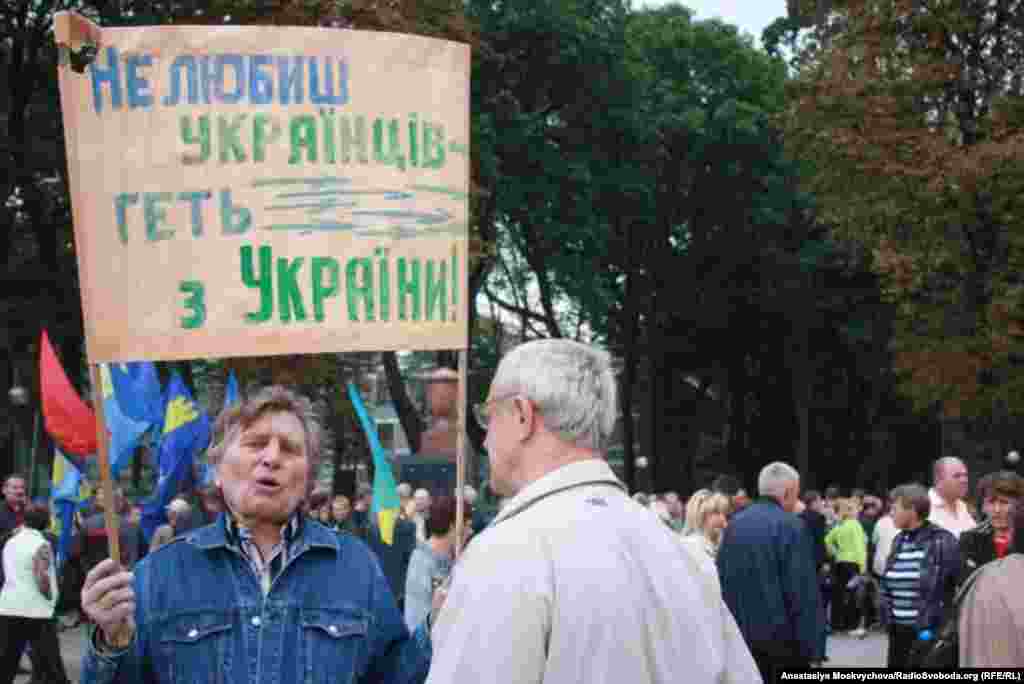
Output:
[{"xmin": 3, "ymin": 0, "xmax": 1023, "ymax": 503}]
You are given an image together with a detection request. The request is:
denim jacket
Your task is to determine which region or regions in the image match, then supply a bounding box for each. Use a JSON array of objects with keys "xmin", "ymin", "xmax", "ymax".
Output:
[{"xmin": 80, "ymin": 515, "xmax": 431, "ymax": 684}]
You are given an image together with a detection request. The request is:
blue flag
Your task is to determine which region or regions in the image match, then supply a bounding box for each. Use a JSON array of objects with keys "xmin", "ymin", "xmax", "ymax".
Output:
[
  {"xmin": 51, "ymin": 448, "xmax": 91, "ymax": 569},
  {"xmin": 140, "ymin": 372, "xmax": 211, "ymax": 543},
  {"xmin": 100, "ymin": 364, "xmax": 151, "ymax": 479},
  {"xmin": 224, "ymin": 371, "xmax": 240, "ymax": 410},
  {"xmin": 109, "ymin": 362, "xmax": 165, "ymax": 430}
]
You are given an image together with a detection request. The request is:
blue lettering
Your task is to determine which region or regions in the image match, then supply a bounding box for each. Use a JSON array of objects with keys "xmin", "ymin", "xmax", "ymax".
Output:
[
  {"xmin": 277, "ymin": 56, "xmax": 304, "ymax": 105},
  {"xmin": 309, "ymin": 57, "xmax": 348, "ymax": 105},
  {"xmin": 214, "ymin": 54, "xmax": 245, "ymax": 104},
  {"xmin": 163, "ymin": 56, "xmax": 199, "ymax": 106},
  {"xmin": 125, "ymin": 53, "xmax": 154, "ymax": 109},
  {"xmin": 89, "ymin": 47, "xmax": 122, "ymax": 113}
]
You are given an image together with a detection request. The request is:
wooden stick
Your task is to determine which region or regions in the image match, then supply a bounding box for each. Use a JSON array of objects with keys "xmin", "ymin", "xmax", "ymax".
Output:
[
  {"xmin": 88, "ymin": 364, "xmax": 132, "ymax": 647},
  {"xmin": 89, "ymin": 364, "xmax": 122, "ymax": 565},
  {"xmin": 454, "ymin": 349, "xmax": 468, "ymax": 559}
]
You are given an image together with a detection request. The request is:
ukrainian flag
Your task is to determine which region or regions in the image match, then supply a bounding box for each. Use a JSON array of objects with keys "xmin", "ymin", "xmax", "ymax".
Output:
[
  {"xmin": 347, "ymin": 382, "xmax": 401, "ymax": 545},
  {"xmin": 51, "ymin": 448, "xmax": 91, "ymax": 568}
]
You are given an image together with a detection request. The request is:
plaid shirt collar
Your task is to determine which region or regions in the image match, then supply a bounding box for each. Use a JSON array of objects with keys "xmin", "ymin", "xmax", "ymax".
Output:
[{"xmin": 224, "ymin": 510, "xmax": 304, "ymax": 595}]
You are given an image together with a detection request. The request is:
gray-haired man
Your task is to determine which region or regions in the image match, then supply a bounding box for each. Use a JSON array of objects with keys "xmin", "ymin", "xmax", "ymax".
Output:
[
  {"xmin": 427, "ymin": 339, "xmax": 759, "ymax": 684},
  {"xmin": 717, "ymin": 462, "xmax": 823, "ymax": 681}
]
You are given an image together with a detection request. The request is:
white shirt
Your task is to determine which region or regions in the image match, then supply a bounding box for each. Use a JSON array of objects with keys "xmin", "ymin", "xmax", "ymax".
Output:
[
  {"xmin": 928, "ymin": 488, "xmax": 975, "ymax": 539},
  {"xmin": 871, "ymin": 514, "xmax": 899, "ymax": 577},
  {"xmin": 427, "ymin": 459, "xmax": 761, "ymax": 684},
  {"xmin": 0, "ymin": 528, "xmax": 57, "ymax": 618}
]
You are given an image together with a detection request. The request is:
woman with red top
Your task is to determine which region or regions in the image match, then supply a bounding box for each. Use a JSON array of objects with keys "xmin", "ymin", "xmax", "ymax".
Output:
[{"xmin": 959, "ymin": 470, "xmax": 1024, "ymax": 577}]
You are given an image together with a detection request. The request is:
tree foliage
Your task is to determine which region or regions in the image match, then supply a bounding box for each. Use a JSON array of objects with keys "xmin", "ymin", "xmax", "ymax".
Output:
[{"xmin": 785, "ymin": 0, "xmax": 1024, "ymax": 418}]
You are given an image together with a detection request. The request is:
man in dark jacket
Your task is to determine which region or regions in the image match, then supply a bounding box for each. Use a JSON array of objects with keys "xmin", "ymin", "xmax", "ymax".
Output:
[
  {"xmin": 0, "ymin": 474, "xmax": 27, "ymax": 536},
  {"xmin": 959, "ymin": 470, "xmax": 1023, "ymax": 577},
  {"xmin": 799, "ymin": 490, "xmax": 830, "ymax": 662},
  {"xmin": 718, "ymin": 462, "xmax": 823, "ymax": 682},
  {"xmin": 880, "ymin": 483, "xmax": 960, "ymax": 669},
  {"xmin": 364, "ymin": 515, "xmax": 417, "ymax": 612}
]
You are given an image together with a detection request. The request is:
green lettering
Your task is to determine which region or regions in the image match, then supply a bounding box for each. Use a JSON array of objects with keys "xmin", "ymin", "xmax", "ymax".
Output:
[
  {"xmin": 423, "ymin": 121, "xmax": 445, "ymax": 169},
  {"xmin": 144, "ymin": 193, "xmax": 174, "ymax": 242},
  {"xmin": 253, "ymin": 114, "xmax": 281, "ymax": 163},
  {"xmin": 339, "ymin": 115, "xmax": 368, "ymax": 164},
  {"xmin": 376, "ymin": 247, "xmax": 391, "ymax": 322},
  {"xmin": 180, "ymin": 115, "xmax": 211, "ymax": 164},
  {"xmin": 373, "ymin": 118, "xmax": 406, "ymax": 170},
  {"xmin": 311, "ymin": 256, "xmax": 340, "ymax": 322},
  {"xmin": 277, "ymin": 256, "xmax": 307, "ymax": 322},
  {"xmin": 408, "ymin": 113, "xmax": 419, "ymax": 168},
  {"xmin": 426, "ymin": 258, "xmax": 447, "ymax": 321},
  {"xmin": 179, "ymin": 280, "xmax": 206, "ymax": 329},
  {"xmin": 346, "ymin": 257, "xmax": 374, "ymax": 322},
  {"xmin": 289, "ymin": 114, "xmax": 317, "ymax": 164},
  {"xmin": 320, "ymin": 109, "xmax": 337, "ymax": 163},
  {"xmin": 218, "ymin": 114, "xmax": 248, "ymax": 163},
  {"xmin": 240, "ymin": 245, "xmax": 274, "ymax": 323},
  {"xmin": 114, "ymin": 193, "xmax": 139, "ymax": 244},
  {"xmin": 397, "ymin": 257, "xmax": 421, "ymax": 321}
]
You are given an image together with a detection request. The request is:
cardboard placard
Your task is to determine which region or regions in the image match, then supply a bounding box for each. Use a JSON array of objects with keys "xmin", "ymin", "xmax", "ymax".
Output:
[{"xmin": 57, "ymin": 19, "xmax": 469, "ymax": 362}]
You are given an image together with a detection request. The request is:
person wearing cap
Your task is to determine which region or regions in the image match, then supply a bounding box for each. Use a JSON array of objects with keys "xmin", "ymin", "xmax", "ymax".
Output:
[
  {"xmin": 148, "ymin": 499, "xmax": 193, "ymax": 553},
  {"xmin": 426, "ymin": 339, "xmax": 760, "ymax": 684}
]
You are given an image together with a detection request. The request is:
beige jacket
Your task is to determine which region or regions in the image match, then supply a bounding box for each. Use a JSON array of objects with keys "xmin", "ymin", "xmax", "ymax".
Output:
[
  {"xmin": 959, "ymin": 554, "xmax": 1024, "ymax": 667},
  {"xmin": 427, "ymin": 459, "xmax": 761, "ymax": 684}
]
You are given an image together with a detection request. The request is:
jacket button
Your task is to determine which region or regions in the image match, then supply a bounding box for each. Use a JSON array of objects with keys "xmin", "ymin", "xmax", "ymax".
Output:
[
  {"xmin": 188, "ymin": 628, "xmax": 198, "ymax": 638},
  {"xmin": 251, "ymin": 616, "xmax": 261, "ymax": 627}
]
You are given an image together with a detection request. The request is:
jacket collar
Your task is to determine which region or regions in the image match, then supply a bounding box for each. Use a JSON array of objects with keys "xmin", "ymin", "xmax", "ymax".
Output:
[
  {"xmin": 492, "ymin": 458, "xmax": 624, "ymax": 527},
  {"xmin": 187, "ymin": 512, "xmax": 340, "ymax": 555}
]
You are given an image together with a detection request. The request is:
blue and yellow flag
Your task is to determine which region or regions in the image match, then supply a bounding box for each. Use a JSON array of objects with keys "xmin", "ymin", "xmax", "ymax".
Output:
[
  {"xmin": 51, "ymin": 448, "xmax": 91, "ymax": 568},
  {"xmin": 100, "ymin": 364, "xmax": 151, "ymax": 479},
  {"xmin": 140, "ymin": 371, "xmax": 211, "ymax": 542},
  {"xmin": 347, "ymin": 382, "xmax": 401, "ymax": 545},
  {"xmin": 109, "ymin": 361, "xmax": 165, "ymax": 430}
]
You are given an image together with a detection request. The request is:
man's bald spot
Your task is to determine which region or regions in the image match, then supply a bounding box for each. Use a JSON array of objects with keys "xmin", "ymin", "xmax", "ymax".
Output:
[{"xmin": 933, "ymin": 457, "xmax": 965, "ymax": 484}]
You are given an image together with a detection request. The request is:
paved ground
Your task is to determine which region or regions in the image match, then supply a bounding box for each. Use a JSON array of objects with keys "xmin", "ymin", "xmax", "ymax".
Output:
[
  {"xmin": 16, "ymin": 619, "xmax": 888, "ymax": 681},
  {"xmin": 15, "ymin": 622, "xmax": 86, "ymax": 684},
  {"xmin": 825, "ymin": 627, "xmax": 888, "ymax": 668}
]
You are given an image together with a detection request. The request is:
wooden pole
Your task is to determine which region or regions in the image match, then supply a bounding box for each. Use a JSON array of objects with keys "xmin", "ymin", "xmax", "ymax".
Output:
[
  {"xmin": 454, "ymin": 349, "xmax": 468, "ymax": 559},
  {"xmin": 88, "ymin": 364, "xmax": 132, "ymax": 647},
  {"xmin": 88, "ymin": 365, "xmax": 122, "ymax": 565}
]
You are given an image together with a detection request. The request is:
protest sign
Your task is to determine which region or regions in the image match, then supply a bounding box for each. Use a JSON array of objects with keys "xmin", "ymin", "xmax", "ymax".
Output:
[{"xmin": 57, "ymin": 16, "xmax": 470, "ymax": 362}]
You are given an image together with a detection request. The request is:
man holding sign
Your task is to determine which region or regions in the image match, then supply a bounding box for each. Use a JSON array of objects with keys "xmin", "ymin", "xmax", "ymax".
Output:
[{"xmin": 79, "ymin": 386, "xmax": 436, "ymax": 684}]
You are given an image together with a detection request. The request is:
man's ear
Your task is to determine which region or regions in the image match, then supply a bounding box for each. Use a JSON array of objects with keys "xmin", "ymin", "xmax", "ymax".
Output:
[{"xmin": 514, "ymin": 397, "xmax": 538, "ymax": 440}]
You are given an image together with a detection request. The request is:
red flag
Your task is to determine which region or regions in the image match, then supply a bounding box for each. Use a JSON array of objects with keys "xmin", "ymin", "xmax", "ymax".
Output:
[{"xmin": 39, "ymin": 330, "xmax": 97, "ymax": 457}]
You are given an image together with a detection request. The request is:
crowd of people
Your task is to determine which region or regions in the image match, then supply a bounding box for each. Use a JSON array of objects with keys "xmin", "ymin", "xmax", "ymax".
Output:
[{"xmin": 0, "ymin": 338, "xmax": 1023, "ymax": 682}]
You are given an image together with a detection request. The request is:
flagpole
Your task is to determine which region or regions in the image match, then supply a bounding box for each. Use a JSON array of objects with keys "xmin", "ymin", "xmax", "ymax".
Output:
[
  {"xmin": 88, "ymin": 363, "xmax": 130, "ymax": 647},
  {"xmin": 454, "ymin": 349, "xmax": 467, "ymax": 560}
]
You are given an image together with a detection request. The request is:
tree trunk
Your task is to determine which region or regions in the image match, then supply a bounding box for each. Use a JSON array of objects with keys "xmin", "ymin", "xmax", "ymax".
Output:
[
  {"xmin": 725, "ymin": 356, "xmax": 748, "ymax": 473},
  {"xmin": 620, "ymin": 217, "xmax": 639, "ymax": 493}
]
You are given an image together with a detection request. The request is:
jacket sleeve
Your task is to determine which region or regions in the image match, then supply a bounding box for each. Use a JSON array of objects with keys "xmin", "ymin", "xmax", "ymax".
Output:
[
  {"xmin": 781, "ymin": 520, "xmax": 822, "ymax": 659},
  {"xmin": 917, "ymin": 530, "xmax": 962, "ymax": 631},
  {"xmin": 823, "ymin": 524, "xmax": 838, "ymax": 560},
  {"xmin": 79, "ymin": 570, "xmax": 159, "ymax": 684},
  {"xmin": 958, "ymin": 530, "xmax": 982, "ymax": 579}
]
